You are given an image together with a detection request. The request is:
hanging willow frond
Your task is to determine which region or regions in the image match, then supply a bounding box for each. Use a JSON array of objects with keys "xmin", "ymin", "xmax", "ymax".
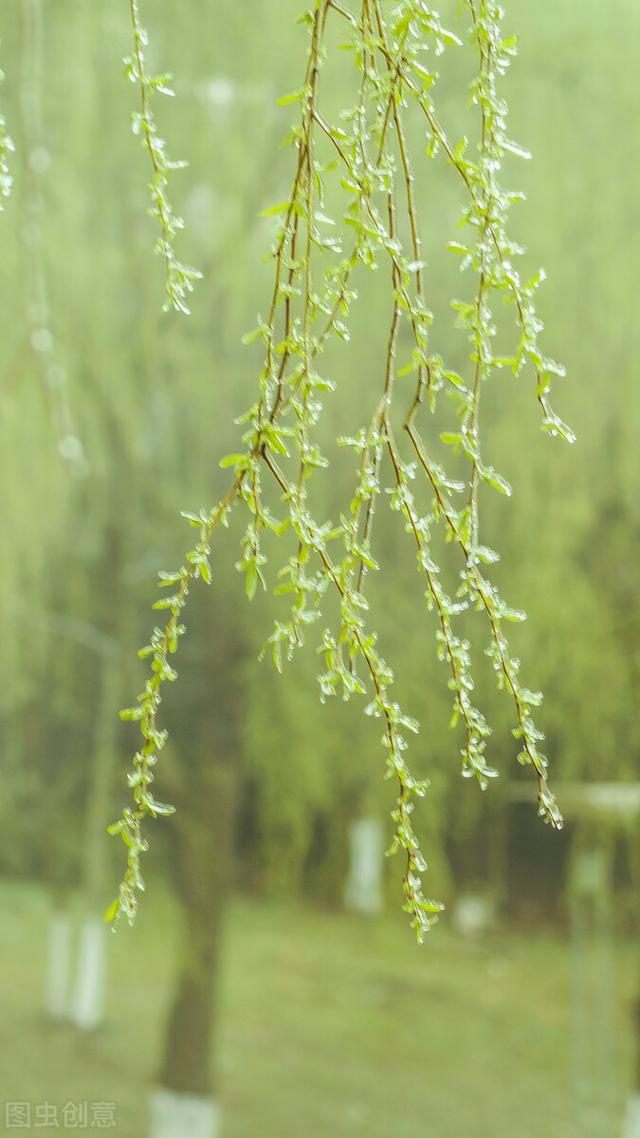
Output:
[
  {"xmin": 19, "ymin": 0, "xmax": 85, "ymax": 474},
  {"xmin": 125, "ymin": 0, "xmax": 202, "ymax": 313},
  {"xmin": 109, "ymin": 0, "xmax": 573, "ymax": 940},
  {"xmin": 0, "ymin": 49, "xmax": 14, "ymax": 206}
]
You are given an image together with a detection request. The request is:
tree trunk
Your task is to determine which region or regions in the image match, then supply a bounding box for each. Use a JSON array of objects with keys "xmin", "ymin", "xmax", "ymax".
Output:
[
  {"xmin": 151, "ymin": 755, "xmax": 238, "ymax": 1138},
  {"xmin": 344, "ymin": 817, "xmax": 384, "ymax": 915},
  {"xmin": 70, "ymin": 637, "xmax": 121, "ymax": 1030},
  {"xmin": 622, "ymin": 827, "xmax": 640, "ymax": 1138},
  {"xmin": 45, "ymin": 906, "xmax": 72, "ymax": 1021},
  {"xmin": 623, "ymin": 1090, "xmax": 640, "ymax": 1138}
]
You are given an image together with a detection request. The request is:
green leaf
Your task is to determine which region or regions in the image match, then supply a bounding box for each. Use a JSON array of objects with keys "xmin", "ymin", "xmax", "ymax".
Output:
[
  {"xmin": 481, "ymin": 467, "xmax": 512, "ymax": 496},
  {"xmin": 103, "ymin": 899, "xmax": 120, "ymax": 924},
  {"xmin": 120, "ymin": 706, "xmax": 143, "ymax": 722},
  {"xmin": 277, "ymin": 89, "xmax": 303, "ymax": 106},
  {"xmin": 503, "ymin": 139, "xmax": 531, "ymax": 160},
  {"xmin": 260, "ymin": 199, "xmax": 291, "ymax": 218},
  {"xmin": 219, "ymin": 453, "xmax": 247, "ymax": 469}
]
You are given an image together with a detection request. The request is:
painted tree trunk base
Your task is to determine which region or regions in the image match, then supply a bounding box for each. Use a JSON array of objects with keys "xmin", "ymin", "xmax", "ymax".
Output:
[
  {"xmin": 623, "ymin": 1096, "xmax": 640, "ymax": 1138},
  {"xmin": 149, "ymin": 1088, "xmax": 219, "ymax": 1138},
  {"xmin": 69, "ymin": 917, "xmax": 106, "ymax": 1031},
  {"xmin": 344, "ymin": 818, "xmax": 384, "ymax": 915},
  {"xmin": 46, "ymin": 911, "xmax": 72, "ymax": 1021}
]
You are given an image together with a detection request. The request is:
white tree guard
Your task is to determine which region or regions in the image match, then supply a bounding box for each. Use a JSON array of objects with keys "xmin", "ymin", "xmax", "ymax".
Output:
[
  {"xmin": 344, "ymin": 817, "xmax": 384, "ymax": 915},
  {"xmin": 46, "ymin": 911, "xmax": 72, "ymax": 1020},
  {"xmin": 623, "ymin": 1096, "xmax": 640, "ymax": 1138},
  {"xmin": 70, "ymin": 917, "xmax": 106, "ymax": 1030},
  {"xmin": 150, "ymin": 1089, "xmax": 219, "ymax": 1138}
]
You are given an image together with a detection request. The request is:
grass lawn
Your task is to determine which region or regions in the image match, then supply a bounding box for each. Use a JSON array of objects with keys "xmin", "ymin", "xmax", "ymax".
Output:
[{"xmin": 0, "ymin": 879, "xmax": 635, "ymax": 1136}]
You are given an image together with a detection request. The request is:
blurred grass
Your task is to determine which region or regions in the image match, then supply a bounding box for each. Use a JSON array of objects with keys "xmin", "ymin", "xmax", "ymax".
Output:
[{"xmin": 0, "ymin": 879, "xmax": 635, "ymax": 1137}]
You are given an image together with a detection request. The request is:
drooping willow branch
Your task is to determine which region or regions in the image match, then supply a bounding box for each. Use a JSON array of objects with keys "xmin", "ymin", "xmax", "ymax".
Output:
[
  {"xmin": 125, "ymin": 0, "xmax": 201, "ymax": 314},
  {"xmin": 19, "ymin": 0, "xmax": 84, "ymax": 473},
  {"xmin": 0, "ymin": 45, "xmax": 14, "ymax": 206},
  {"xmin": 108, "ymin": 0, "xmax": 572, "ymax": 939}
]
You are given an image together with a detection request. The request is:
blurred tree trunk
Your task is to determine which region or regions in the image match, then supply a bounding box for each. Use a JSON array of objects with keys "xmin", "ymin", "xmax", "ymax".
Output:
[
  {"xmin": 70, "ymin": 644, "xmax": 121, "ymax": 1030},
  {"xmin": 151, "ymin": 584, "xmax": 246, "ymax": 1138},
  {"xmin": 161, "ymin": 757, "xmax": 237, "ymax": 1095},
  {"xmin": 70, "ymin": 513, "xmax": 132, "ymax": 1032},
  {"xmin": 622, "ymin": 835, "xmax": 640, "ymax": 1138},
  {"xmin": 151, "ymin": 753, "xmax": 239, "ymax": 1138}
]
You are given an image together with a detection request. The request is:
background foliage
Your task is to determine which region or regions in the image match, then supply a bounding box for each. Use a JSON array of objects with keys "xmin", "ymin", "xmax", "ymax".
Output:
[
  {"xmin": 0, "ymin": 0, "xmax": 639, "ymax": 1132},
  {"xmin": 2, "ymin": 0, "xmax": 637, "ymax": 900}
]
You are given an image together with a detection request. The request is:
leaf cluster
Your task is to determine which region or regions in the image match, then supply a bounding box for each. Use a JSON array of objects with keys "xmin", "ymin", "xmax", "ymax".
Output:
[
  {"xmin": 125, "ymin": 0, "xmax": 202, "ymax": 313},
  {"xmin": 109, "ymin": 0, "xmax": 572, "ymax": 939}
]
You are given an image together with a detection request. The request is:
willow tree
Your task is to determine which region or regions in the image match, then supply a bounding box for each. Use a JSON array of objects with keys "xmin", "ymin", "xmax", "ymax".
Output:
[{"xmin": 109, "ymin": 0, "xmax": 573, "ymax": 944}]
